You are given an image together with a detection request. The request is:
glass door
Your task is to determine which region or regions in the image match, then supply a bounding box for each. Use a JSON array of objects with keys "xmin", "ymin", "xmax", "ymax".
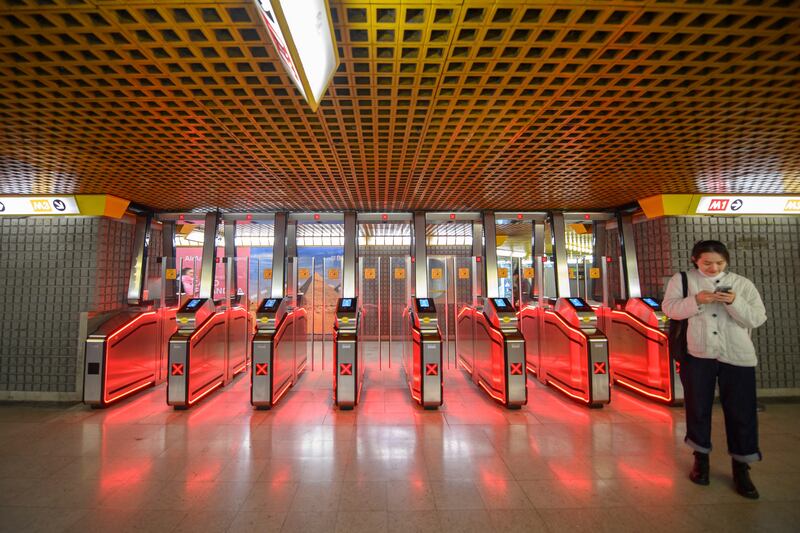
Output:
[
  {"xmin": 357, "ymin": 254, "xmax": 412, "ymax": 370},
  {"xmin": 356, "ymin": 218, "xmax": 412, "ymax": 370},
  {"xmin": 295, "ymin": 220, "xmax": 344, "ymax": 372}
]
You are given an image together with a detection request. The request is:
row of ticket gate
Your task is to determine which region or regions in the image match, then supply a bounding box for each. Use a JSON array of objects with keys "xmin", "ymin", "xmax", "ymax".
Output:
[
  {"xmin": 84, "ymin": 291, "xmax": 681, "ymax": 411},
  {"xmin": 83, "ymin": 294, "xmax": 442, "ymax": 410},
  {"xmin": 83, "ymin": 210, "xmax": 683, "ymax": 411}
]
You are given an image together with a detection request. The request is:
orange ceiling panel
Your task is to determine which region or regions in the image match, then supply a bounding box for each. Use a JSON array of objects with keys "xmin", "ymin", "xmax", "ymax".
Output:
[{"xmin": 1, "ymin": 1, "xmax": 799, "ymax": 212}]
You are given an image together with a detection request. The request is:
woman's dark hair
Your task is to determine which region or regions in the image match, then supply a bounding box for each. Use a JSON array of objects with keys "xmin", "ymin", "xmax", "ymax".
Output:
[
  {"xmin": 181, "ymin": 267, "xmax": 193, "ymax": 275},
  {"xmin": 691, "ymin": 240, "xmax": 730, "ymax": 267}
]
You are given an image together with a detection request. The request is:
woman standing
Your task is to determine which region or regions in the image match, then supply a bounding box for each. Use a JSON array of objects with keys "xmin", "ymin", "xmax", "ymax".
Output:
[{"xmin": 662, "ymin": 240, "xmax": 767, "ymax": 499}]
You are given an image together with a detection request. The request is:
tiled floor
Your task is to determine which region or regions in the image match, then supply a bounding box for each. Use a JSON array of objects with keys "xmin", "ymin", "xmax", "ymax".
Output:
[{"xmin": 1, "ymin": 342, "xmax": 798, "ymax": 533}]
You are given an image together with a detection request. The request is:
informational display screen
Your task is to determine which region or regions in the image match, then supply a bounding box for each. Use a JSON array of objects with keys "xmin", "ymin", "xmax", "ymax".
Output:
[
  {"xmin": 337, "ymin": 297, "xmax": 357, "ymax": 313},
  {"xmin": 567, "ymin": 297, "xmax": 591, "ymax": 310},
  {"xmin": 642, "ymin": 297, "xmax": 661, "ymax": 309},
  {"xmin": 491, "ymin": 298, "xmax": 512, "ymax": 310},
  {"xmin": 255, "ymin": 0, "xmax": 339, "ymax": 112},
  {"xmin": 259, "ymin": 298, "xmax": 281, "ymax": 313},
  {"xmin": 184, "ymin": 298, "xmax": 205, "ymax": 311}
]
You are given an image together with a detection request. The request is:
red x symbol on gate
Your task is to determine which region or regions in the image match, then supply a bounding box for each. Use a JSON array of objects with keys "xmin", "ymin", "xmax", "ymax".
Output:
[
  {"xmin": 510, "ymin": 363, "xmax": 523, "ymax": 375},
  {"xmin": 425, "ymin": 363, "xmax": 438, "ymax": 376},
  {"xmin": 171, "ymin": 363, "xmax": 184, "ymax": 376},
  {"xmin": 255, "ymin": 363, "xmax": 269, "ymax": 376},
  {"xmin": 339, "ymin": 363, "xmax": 352, "ymax": 376},
  {"xmin": 675, "ymin": 361, "xmax": 681, "ymax": 374},
  {"xmin": 593, "ymin": 362, "xmax": 606, "ymax": 375}
]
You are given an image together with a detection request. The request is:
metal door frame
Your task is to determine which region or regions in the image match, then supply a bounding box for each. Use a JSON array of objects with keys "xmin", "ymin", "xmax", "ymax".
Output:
[{"xmin": 356, "ymin": 213, "xmax": 413, "ymax": 370}]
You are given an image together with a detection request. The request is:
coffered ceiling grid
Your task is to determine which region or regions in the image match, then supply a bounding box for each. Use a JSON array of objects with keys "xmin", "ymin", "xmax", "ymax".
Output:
[
  {"xmin": 1, "ymin": 0, "xmax": 799, "ymax": 212},
  {"xmin": 487, "ymin": 2, "xmax": 800, "ymax": 204}
]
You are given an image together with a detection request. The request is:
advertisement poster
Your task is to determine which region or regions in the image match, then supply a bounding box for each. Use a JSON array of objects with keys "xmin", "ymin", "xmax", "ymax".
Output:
[{"xmin": 176, "ymin": 247, "xmax": 251, "ymax": 301}]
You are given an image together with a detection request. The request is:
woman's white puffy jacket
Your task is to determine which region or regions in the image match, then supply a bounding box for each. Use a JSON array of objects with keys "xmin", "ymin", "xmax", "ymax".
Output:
[{"xmin": 662, "ymin": 270, "xmax": 767, "ymax": 367}]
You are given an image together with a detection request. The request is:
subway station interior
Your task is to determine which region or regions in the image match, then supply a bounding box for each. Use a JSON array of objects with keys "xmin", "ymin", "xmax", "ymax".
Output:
[{"xmin": 1, "ymin": 1, "xmax": 800, "ymax": 532}]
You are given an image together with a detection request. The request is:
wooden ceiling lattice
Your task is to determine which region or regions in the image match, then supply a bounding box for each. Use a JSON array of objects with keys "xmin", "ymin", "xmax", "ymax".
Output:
[{"xmin": 1, "ymin": 1, "xmax": 800, "ymax": 212}]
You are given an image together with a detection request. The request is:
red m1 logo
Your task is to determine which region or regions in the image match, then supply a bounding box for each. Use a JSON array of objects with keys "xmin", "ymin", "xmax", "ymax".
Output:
[{"xmin": 707, "ymin": 199, "xmax": 729, "ymax": 211}]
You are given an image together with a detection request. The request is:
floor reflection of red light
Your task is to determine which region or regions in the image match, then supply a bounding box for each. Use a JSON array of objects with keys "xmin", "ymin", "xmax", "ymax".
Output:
[
  {"xmin": 270, "ymin": 466, "xmax": 292, "ymax": 485},
  {"xmin": 97, "ymin": 386, "xmax": 163, "ymax": 424},
  {"xmin": 99, "ymin": 461, "xmax": 153, "ymax": 492},
  {"xmin": 526, "ymin": 434, "xmax": 541, "ymax": 455},
  {"xmin": 548, "ymin": 464, "xmax": 592, "ymax": 490},
  {"xmin": 186, "ymin": 459, "xmax": 226, "ymax": 485},
  {"xmin": 617, "ymin": 461, "xmax": 674, "ymax": 489},
  {"xmin": 612, "ymin": 389, "xmax": 676, "ymax": 423},
  {"xmin": 479, "ymin": 466, "xmax": 508, "ymax": 491},
  {"xmin": 528, "ymin": 392, "xmax": 591, "ymax": 424},
  {"xmin": 98, "ymin": 414, "xmax": 157, "ymax": 494}
]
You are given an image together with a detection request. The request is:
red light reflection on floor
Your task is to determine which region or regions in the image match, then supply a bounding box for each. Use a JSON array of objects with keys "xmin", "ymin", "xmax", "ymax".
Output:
[
  {"xmin": 98, "ymin": 461, "xmax": 154, "ymax": 492},
  {"xmin": 617, "ymin": 461, "xmax": 675, "ymax": 489},
  {"xmin": 548, "ymin": 463, "xmax": 592, "ymax": 491},
  {"xmin": 411, "ymin": 477, "xmax": 426, "ymax": 489},
  {"xmin": 78, "ymin": 340, "xmax": 698, "ymax": 520},
  {"xmin": 479, "ymin": 465, "xmax": 509, "ymax": 491},
  {"xmin": 611, "ymin": 389, "xmax": 677, "ymax": 423},
  {"xmin": 97, "ymin": 409, "xmax": 158, "ymax": 493},
  {"xmin": 185, "ymin": 459, "xmax": 227, "ymax": 486},
  {"xmin": 268, "ymin": 466, "xmax": 293, "ymax": 486},
  {"xmin": 526, "ymin": 391, "xmax": 592, "ymax": 424},
  {"xmin": 96, "ymin": 388, "xmax": 163, "ymax": 425}
]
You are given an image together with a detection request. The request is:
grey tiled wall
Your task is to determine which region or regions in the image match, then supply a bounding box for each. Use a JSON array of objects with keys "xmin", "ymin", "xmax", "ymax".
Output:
[
  {"xmin": 0, "ymin": 217, "xmax": 134, "ymax": 397},
  {"xmin": 665, "ymin": 217, "xmax": 800, "ymax": 390},
  {"xmin": 633, "ymin": 217, "xmax": 674, "ymax": 299},
  {"xmin": 94, "ymin": 218, "xmax": 135, "ymax": 313},
  {"xmin": 603, "ymin": 219, "xmax": 671, "ymax": 303},
  {"xmin": 610, "ymin": 216, "xmax": 800, "ymax": 390}
]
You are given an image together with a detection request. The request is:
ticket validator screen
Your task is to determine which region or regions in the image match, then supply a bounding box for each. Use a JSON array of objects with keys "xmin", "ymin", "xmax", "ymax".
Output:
[
  {"xmin": 568, "ymin": 297, "xmax": 591, "ymax": 310},
  {"xmin": 642, "ymin": 297, "xmax": 660, "ymax": 309},
  {"xmin": 416, "ymin": 298, "xmax": 436, "ymax": 313},
  {"xmin": 184, "ymin": 298, "xmax": 205, "ymax": 311},
  {"xmin": 337, "ymin": 298, "xmax": 357, "ymax": 313},
  {"xmin": 259, "ymin": 298, "xmax": 281, "ymax": 313},
  {"xmin": 491, "ymin": 297, "xmax": 511, "ymax": 309}
]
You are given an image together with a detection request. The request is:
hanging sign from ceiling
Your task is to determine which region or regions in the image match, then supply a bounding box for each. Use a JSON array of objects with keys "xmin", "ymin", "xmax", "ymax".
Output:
[
  {"xmin": 255, "ymin": 0, "xmax": 339, "ymax": 112},
  {"xmin": 0, "ymin": 196, "xmax": 80, "ymax": 215},
  {"xmin": 640, "ymin": 194, "xmax": 800, "ymax": 218},
  {"xmin": 695, "ymin": 196, "xmax": 800, "ymax": 215}
]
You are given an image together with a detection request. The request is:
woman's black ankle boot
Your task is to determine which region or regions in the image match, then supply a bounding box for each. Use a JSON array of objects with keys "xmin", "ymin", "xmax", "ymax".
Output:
[
  {"xmin": 690, "ymin": 452, "xmax": 710, "ymax": 485},
  {"xmin": 732, "ymin": 459, "xmax": 759, "ymax": 499}
]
